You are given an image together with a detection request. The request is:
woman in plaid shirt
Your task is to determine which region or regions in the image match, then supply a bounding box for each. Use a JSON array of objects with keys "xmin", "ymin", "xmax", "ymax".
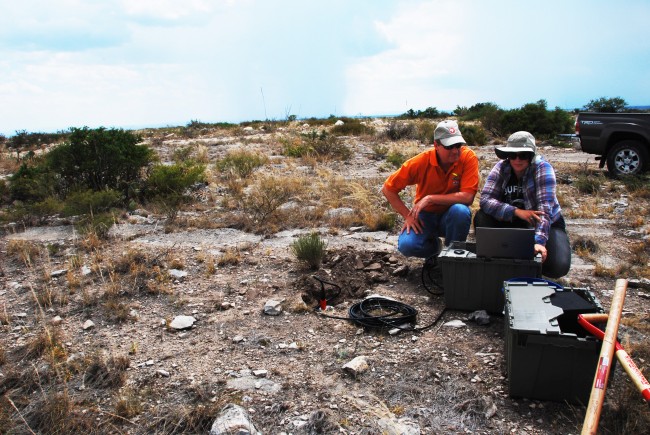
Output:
[{"xmin": 474, "ymin": 131, "xmax": 571, "ymax": 278}]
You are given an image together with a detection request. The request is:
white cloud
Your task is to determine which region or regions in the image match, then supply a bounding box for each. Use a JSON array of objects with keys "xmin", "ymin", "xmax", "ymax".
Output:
[
  {"xmin": 120, "ymin": 0, "xmax": 214, "ymax": 22},
  {"xmin": 344, "ymin": 0, "xmax": 467, "ymax": 114}
]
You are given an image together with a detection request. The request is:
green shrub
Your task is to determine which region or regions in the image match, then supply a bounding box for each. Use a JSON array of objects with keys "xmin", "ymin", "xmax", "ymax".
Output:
[
  {"xmin": 574, "ymin": 173, "xmax": 605, "ymax": 194},
  {"xmin": 384, "ymin": 122, "xmax": 417, "ymax": 141},
  {"xmin": 75, "ymin": 212, "xmax": 116, "ymax": 239},
  {"xmin": 386, "ymin": 151, "xmax": 407, "ymax": 168},
  {"xmin": 458, "ymin": 123, "xmax": 487, "ymax": 146},
  {"xmin": 63, "ymin": 189, "xmax": 121, "ymax": 216},
  {"xmin": 282, "ymin": 138, "xmax": 312, "ymax": 158},
  {"xmin": 146, "ymin": 163, "xmax": 206, "ymax": 219},
  {"xmin": 216, "ymin": 150, "xmax": 267, "ymax": 179},
  {"xmin": 303, "ymin": 131, "xmax": 351, "ymax": 160},
  {"xmin": 497, "ymin": 100, "xmax": 573, "ymax": 138},
  {"xmin": 456, "ymin": 102, "xmax": 501, "ymax": 121},
  {"xmin": 9, "ymin": 161, "xmax": 58, "ymax": 202},
  {"xmin": 291, "ymin": 232, "xmax": 327, "ymax": 269},
  {"xmin": 243, "ymin": 174, "xmax": 302, "ymax": 224},
  {"xmin": 330, "ymin": 119, "xmax": 375, "ymax": 136},
  {"xmin": 399, "ymin": 107, "xmax": 449, "ymax": 119},
  {"xmin": 415, "ymin": 122, "xmax": 436, "ymax": 144},
  {"xmin": 582, "ymin": 97, "xmax": 627, "ymax": 113},
  {"xmin": 371, "ymin": 144, "xmax": 389, "ymax": 160},
  {"xmin": 45, "ymin": 127, "xmax": 154, "ymax": 199}
]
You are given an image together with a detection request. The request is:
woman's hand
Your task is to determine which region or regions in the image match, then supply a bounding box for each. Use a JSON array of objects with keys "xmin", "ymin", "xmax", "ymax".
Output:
[
  {"xmin": 514, "ymin": 209, "xmax": 544, "ymax": 226},
  {"xmin": 534, "ymin": 243, "xmax": 547, "ymax": 262}
]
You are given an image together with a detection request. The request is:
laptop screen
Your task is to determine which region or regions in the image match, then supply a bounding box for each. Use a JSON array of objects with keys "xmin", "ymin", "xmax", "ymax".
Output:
[{"xmin": 475, "ymin": 227, "xmax": 535, "ymax": 260}]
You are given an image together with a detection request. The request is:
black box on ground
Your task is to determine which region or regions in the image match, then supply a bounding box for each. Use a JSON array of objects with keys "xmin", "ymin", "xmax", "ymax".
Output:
[
  {"xmin": 437, "ymin": 242, "xmax": 542, "ymax": 313},
  {"xmin": 504, "ymin": 280, "xmax": 605, "ymax": 403}
]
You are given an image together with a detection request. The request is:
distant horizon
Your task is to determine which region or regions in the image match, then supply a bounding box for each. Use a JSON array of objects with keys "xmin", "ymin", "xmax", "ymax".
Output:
[{"xmin": 3, "ymin": 102, "xmax": 649, "ymax": 137}]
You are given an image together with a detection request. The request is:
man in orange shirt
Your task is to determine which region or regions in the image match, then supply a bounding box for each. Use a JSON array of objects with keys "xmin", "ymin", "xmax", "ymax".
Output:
[{"xmin": 382, "ymin": 120, "xmax": 479, "ymax": 258}]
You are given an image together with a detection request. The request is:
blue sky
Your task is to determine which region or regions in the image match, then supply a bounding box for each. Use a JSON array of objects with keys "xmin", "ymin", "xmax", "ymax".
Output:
[{"xmin": 1, "ymin": 0, "xmax": 649, "ymax": 136}]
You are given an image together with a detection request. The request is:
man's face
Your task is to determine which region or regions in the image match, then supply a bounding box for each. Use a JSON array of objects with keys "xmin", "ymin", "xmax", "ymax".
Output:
[{"xmin": 436, "ymin": 142, "xmax": 463, "ymax": 166}]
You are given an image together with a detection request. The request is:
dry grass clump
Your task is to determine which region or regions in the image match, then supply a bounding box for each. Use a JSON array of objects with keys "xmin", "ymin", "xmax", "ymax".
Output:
[
  {"xmin": 18, "ymin": 326, "xmax": 66, "ymax": 361},
  {"xmin": 215, "ymin": 148, "xmax": 268, "ymax": 180},
  {"xmin": 84, "ymin": 354, "xmax": 130, "ymax": 388},
  {"xmin": 114, "ymin": 388, "xmax": 143, "ymax": 419},
  {"xmin": 572, "ymin": 237, "xmax": 600, "ymax": 259},
  {"xmin": 226, "ymin": 172, "xmax": 305, "ymax": 233},
  {"xmin": 7, "ymin": 239, "xmax": 43, "ymax": 267},
  {"xmin": 574, "ymin": 172, "xmax": 606, "ymax": 194},
  {"xmin": 23, "ymin": 390, "xmax": 98, "ymax": 434},
  {"xmin": 105, "ymin": 249, "xmax": 171, "ymax": 296},
  {"xmin": 314, "ymin": 176, "xmax": 396, "ymax": 230},
  {"xmin": 150, "ymin": 402, "xmax": 225, "ymax": 434},
  {"xmin": 216, "ymin": 247, "xmax": 241, "ymax": 266}
]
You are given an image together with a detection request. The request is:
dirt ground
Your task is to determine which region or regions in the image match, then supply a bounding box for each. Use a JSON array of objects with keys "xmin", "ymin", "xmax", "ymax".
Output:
[{"xmin": 1, "ymin": 121, "xmax": 649, "ymax": 434}]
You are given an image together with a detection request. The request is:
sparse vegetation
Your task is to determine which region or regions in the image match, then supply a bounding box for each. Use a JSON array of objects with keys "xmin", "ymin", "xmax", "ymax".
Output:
[
  {"xmin": 1, "ymin": 113, "xmax": 648, "ymax": 434},
  {"xmin": 291, "ymin": 232, "xmax": 327, "ymax": 269},
  {"xmin": 215, "ymin": 149, "xmax": 267, "ymax": 179}
]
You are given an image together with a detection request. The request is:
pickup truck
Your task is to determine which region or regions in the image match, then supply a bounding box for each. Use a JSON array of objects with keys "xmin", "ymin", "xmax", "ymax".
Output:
[{"xmin": 575, "ymin": 112, "xmax": 650, "ymax": 176}]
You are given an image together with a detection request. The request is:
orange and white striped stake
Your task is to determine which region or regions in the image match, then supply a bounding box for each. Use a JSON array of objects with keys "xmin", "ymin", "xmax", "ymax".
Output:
[
  {"xmin": 581, "ymin": 278, "xmax": 628, "ymax": 435},
  {"xmin": 578, "ymin": 312, "xmax": 650, "ymax": 402}
]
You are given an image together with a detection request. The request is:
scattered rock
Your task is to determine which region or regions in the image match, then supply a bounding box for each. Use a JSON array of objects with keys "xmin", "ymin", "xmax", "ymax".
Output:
[
  {"xmin": 263, "ymin": 299, "xmax": 282, "ymax": 316},
  {"xmin": 170, "ymin": 315, "xmax": 196, "ymax": 330},
  {"xmin": 169, "ymin": 269, "xmax": 188, "ymax": 281},
  {"xmin": 210, "ymin": 403, "xmax": 261, "ymax": 435},
  {"xmin": 51, "ymin": 269, "xmax": 68, "ymax": 278},
  {"xmin": 467, "ymin": 310, "xmax": 491, "ymax": 325},
  {"xmin": 443, "ymin": 320, "xmax": 466, "ymax": 328},
  {"xmin": 628, "ymin": 278, "xmax": 650, "ymax": 290},
  {"xmin": 392, "ymin": 265, "xmax": 409, "ymax": 276},
  {"xmin": 342, "ymin": 355, "xmax": 369, "ymax": 377},
  {"xmin": 82, "ymin": 320, "xmax": 95, "ymax": 330}
]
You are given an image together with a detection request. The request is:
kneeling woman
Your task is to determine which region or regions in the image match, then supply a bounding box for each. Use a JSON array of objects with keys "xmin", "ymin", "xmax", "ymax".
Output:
[{"xmin": 474, "ymin": 131, "xmax": 571, "ymax": 278}]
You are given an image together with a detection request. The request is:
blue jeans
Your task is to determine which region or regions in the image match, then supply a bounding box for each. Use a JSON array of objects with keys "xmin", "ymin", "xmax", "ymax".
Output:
[{"xmin": 398, "ymin": 204, "xmax": 472, "ymax": 258}]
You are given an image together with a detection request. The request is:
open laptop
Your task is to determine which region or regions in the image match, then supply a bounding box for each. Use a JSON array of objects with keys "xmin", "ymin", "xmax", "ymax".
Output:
[{"xmin": 475, "ymin": 227, "xmax": 536, "ymax": 260}]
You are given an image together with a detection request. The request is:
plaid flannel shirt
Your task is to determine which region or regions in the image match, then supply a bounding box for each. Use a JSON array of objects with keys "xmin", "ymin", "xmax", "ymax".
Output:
[{"xmin": 479, "ymin": 156, "xmax": 562, "ymax": 246}]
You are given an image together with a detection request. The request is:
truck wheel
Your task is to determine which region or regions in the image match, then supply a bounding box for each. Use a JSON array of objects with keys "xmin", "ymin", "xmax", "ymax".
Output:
[{"xmin": 606, "ymin": 140, "xmax": 648, "ymax": 176}]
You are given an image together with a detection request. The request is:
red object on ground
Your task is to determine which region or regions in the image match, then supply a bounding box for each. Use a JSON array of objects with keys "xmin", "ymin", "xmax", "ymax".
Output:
[{"xmin": 578, "ymin": 313, "xmax": 650, "ymax": 403}]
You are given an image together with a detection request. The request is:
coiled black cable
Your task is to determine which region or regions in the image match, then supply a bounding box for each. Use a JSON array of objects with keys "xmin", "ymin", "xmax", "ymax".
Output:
[
  {"xmin": 311, "ymin": 277, "xmax": 446, "ymax": 332},
  {"xmin": 347, "ymin": 296, "xmax": 419, "ymax": 329}
]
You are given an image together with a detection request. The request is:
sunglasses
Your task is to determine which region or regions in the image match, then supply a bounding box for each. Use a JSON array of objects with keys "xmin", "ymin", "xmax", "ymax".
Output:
[
  {"xmin": 441, "ymin": 143, "xmax": 463, "ymax": 150},
  {"xmin": 508, "ymin": 152, "xmax": 532, "ymax": 160}
]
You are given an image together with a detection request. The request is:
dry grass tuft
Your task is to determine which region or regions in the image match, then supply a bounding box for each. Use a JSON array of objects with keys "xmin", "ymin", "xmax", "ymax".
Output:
[
  {"xmin": 18, "ymin": 326, "xmax": 65, "ymax": 361},
  {"xmin": 114, "ymin": 389, "xmax": 143, "ymax": 419},
  {"xmin": 216, "ymin": 248, "xmax": 241, "ymax": 266},
  {"xmin": 25, "ymin": 390, "xmax": 98, "ymax": 434},
  {"xmin": 149, "ymin": 401, "xmax": 226, "ymax": 434},
  {"xmin": 84, "ymin": 354, "xmax": 130, "ymax": 389},
  {"xmin": 7, "ymin": 239, "xmax": 42, "ymax": 267}
]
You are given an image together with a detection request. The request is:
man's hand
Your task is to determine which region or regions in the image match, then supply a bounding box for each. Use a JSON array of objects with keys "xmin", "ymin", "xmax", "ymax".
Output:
[
  {"xmin": 403, "ymin": 212, "xmax": 423, "ymax": 234},
  {"xmin": 534, "ymin": 243, "xmax": 547, "ymax": 262}
]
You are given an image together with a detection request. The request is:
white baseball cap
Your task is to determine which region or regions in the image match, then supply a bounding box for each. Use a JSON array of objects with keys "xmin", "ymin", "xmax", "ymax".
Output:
[{"xmin": 434, "ymin": 120, "xmax": 466, "ymax": 147}]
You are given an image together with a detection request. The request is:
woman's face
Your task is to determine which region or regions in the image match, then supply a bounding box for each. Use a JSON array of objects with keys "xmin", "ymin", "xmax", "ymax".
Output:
[{"xmin": 507, "ymin": 152, "xmax": 532, "ymax": 174}]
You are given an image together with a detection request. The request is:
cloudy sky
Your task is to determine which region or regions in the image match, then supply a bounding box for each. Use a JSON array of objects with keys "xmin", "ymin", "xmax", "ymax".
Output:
[{"xmin": 1, "ymin": 0, "xmax": 649, "ymax": 136}]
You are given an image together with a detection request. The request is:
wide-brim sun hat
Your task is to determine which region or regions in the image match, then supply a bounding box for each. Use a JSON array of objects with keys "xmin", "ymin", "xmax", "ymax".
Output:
[
  {"xmin": 495, "ymin": 131, "xmax": 536, "ymax": 159},
  {"xmin": 434, "ymin": 120, "xmax": 466, "ymax": 147}
]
